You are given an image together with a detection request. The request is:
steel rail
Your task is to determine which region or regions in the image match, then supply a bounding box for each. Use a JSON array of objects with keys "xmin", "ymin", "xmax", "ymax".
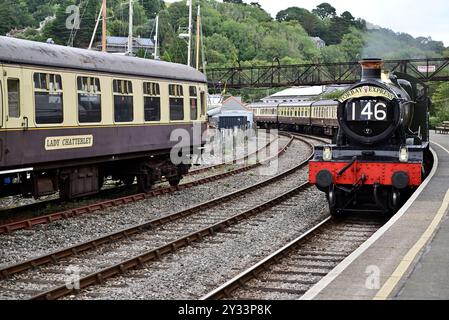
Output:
[
  {"xmin": 0, "ymin": 133, "xmax": 293, "ymax": 235},
  {"xmin": 31, "ymin": 182, "xmax": 313, "ymax": 300},
  {"xmin": 200, "ymin": 217, "xmax": 332, "ymax": 300},
  {"xmin": 0, "ymin": 134, "xmax": 308, "ymax": 281},
  {"xmin": 201, "ymin": 214, "xmax": 384, "ymax": 300},
  {"xmin": 187, "ymin": 134, "xmax": 279, "ymax": 176}
]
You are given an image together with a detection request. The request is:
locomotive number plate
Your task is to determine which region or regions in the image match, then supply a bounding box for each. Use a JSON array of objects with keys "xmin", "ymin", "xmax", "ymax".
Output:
[{"xmin": 346, "ymin": 99, "xmax": 389, "ymax": 122}]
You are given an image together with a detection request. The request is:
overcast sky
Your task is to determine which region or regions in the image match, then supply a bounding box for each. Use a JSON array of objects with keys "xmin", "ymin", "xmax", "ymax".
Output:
[{"xmin": 167, "ymin": 0, "xmax": 449, "ymax": 46}]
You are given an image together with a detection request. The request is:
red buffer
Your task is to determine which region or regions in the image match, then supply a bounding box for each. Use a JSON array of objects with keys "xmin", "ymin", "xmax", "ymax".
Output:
[{"xmin": 309, "ymin": 161, "xmax": 422, "ymax": 186}]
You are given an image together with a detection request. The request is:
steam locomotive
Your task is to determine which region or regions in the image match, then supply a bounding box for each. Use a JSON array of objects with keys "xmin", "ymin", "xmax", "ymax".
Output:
[{"xmin": 309, "ymin": 59, "xmax": 432, "ymax": 215}]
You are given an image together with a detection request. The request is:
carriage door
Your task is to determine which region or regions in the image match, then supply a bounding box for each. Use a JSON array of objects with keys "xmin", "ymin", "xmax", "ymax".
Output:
[{"xmin": 4, "ymin": 68, "xmax": 23, "ymax": 130}]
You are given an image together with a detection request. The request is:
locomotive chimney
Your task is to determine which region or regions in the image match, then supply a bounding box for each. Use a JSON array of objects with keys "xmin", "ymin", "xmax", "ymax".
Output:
[{"xmin": 360, "ymin": 58, "xmax": 383, "ymax": 81}]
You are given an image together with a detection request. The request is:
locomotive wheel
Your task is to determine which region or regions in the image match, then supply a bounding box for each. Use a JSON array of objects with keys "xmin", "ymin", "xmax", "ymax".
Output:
[
  {"xmin": 327, "ymin": 187, "xmax": 340, "ymax": 218},
  {"xmin": 327, "ymin": 187, "xmax": 346, "ymax": 218},
  {"xmin": 168, "ymin": 177, "xmax": 181, "ymax": 187},
  {"xmin": 137, "ymin": 174, "xmax": 153, "ymax": 193},
  {"xmin": 387, "ymin": 189, "xmax": 402, "ymax": 215}
]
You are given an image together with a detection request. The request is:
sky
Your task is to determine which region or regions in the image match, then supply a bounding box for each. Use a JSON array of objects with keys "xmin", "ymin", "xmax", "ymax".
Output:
[{"xmin": 166, "ymin": 0, "xmax": 449, "ymax": 46}]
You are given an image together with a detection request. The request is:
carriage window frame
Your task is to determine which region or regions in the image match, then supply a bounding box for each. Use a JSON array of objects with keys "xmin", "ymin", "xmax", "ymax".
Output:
[
  {"xmin": 143, "ymin": 81, "xmax": 161, "ymax": 122},
  {"xmin": 190, "ymin": 86, "xmax": 198, "ymax": 120},
  {"xmin": 33, "ymin": 72, "xmax": 64, "ymax": 125},
  {"xmin": 113, "ymin": 79, "xmax": 134, "ymax": 123},
  {"xmin": 169, "ymin": 84, "xmax": 185, "ymax": 121},
  {"xmin": 7, "ymin": 78, "xmax": 20, "ymax": 118},
  {"xmin": 77, "ymin": 76, "xmax": 102, "ymax": 124}
]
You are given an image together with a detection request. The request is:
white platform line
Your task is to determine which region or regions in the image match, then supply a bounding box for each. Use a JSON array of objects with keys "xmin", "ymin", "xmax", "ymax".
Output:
[{"xmin": 300, "ymin": 146, "xmax": 440, "ymax": 300}]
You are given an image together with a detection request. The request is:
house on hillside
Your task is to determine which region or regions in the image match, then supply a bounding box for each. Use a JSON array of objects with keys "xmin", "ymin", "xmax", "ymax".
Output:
[{"xmin": 96, "ymin": 36, "xmax": 154, "ymax": 54}]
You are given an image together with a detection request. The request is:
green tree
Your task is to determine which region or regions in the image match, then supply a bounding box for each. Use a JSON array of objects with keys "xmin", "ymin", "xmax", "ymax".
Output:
[
  {"xmin": 312, "ymin": 3, "xmax": 336, "ymax": 19},
  {"xmin": 320, "ymin": 45, "xmax": 347, "ymax": 63},
  {"xmin": 0, "ymin": 0, "xmax": 35, "ymax": 34},
  {"xmin": 340, "ymin": 28, "xmax": 365, "ymax": 60},
  {"xmin": 276, "ymin": 7, "xmax": 324, "ymax": 37},
  {"xmin": 205, "ymin": 33, "xmax": 238, "ymax": 65},
  {"xmin": 141, "ymin": 0, "xmax": 165, "ymax": 19},
  {"xmin": 432, "ymin": 82, "xmax": 449, "ymax": 121},
  {"xmin": 42, "ymin": 0, "xmax": 102, "ymax": 48}
]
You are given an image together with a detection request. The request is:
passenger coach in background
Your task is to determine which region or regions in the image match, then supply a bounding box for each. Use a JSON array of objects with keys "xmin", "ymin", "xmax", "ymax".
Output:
[
  {"xmin": 0, "ymin": 37, "xmax": 208, "ymax": 200},
  {"xmin": 249, "ymin": 99, "xmax": 339, "ymax": 137}
]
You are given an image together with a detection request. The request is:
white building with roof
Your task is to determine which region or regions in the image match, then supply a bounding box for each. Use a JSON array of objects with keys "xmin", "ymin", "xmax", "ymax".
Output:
[
  {"xmin": 262, "ymin": 86, "xmax": 326, "ymax": 104},
  {"xmin": 97, "ymin": 36, "xmax": 154, "ymax": 54},
  {"xmin": 207, "ymin": 97, "xmax": 253, "ymax": 129}
]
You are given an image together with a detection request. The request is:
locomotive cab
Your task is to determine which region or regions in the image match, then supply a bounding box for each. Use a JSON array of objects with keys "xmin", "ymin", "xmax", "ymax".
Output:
[{"xmin": 309, "ymin": 59, "xmax": 431, "ymax": 216}]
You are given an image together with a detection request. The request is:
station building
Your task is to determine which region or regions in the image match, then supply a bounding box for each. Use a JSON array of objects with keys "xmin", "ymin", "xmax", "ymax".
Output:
[{"xmin": 207, "ymin": 97, "xmax": 253, "ymax": 130}]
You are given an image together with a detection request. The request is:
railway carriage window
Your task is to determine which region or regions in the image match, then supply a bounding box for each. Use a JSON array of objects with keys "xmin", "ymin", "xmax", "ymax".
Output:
[
  {"xmin": 113, "ymin": 80, "xmax": 133, "ymax": 122},
  {"xmin": 190, "ymin": 86, "xmax": 198, "ymax": 120},
  {"xmin": 169, "ymin": 84, "xmax": 184, "ymax": 121},
  {"xmin": 34, "ymin": 73, "xmax": 63, "ymax": 124},
  {"xmin": 200, "ymin": 91, "xmax": 206, "ymax": 117},
  {"xmin": 7, "ymin": 79, "xmax": 20, "ymax": 118},
  {"xmin": 77, "ymin": 76, "xmax": 101, "ymax": 123},
  {"xmin": 143, "ymin": 82, "xmax": 161, "ymax": 122}
]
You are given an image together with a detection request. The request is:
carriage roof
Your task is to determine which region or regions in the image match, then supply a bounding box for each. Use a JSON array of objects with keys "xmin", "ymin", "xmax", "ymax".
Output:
[{"xmin": 0, "ymin": 36, "xmax": 207, "ymax": 83}]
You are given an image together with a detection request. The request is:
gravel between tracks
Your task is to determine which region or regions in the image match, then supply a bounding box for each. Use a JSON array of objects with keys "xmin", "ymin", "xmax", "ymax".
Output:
[
  {"xmin": 0, "ymin": 129, "xmax": 271, "ymax": 212},
  {"xmin": 68, "ymin": 188, "xmax": 328, "ymax": 300},
  {"xmin": 0, "ymin": 134, "xmax": 308, "ymax": 268}
]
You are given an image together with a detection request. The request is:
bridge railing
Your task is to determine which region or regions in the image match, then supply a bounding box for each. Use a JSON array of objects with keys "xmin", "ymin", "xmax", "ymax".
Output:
[{"xmin": 205, "ymin": 58, "xmax": 449, "ymax": 90}]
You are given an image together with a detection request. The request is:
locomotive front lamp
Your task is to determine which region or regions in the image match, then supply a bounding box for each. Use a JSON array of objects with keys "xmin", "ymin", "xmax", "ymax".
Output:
[
  {"xmin": 399, "ymin": 147, "xmax": 409, "ymax": 163},
  {"xmin": 323, "ymin": 146, "xmax": 333, "ymax": 161}
]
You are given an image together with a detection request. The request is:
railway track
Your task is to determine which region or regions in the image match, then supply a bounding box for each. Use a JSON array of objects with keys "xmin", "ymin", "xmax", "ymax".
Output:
[
  {"xmin": 0, "ymin": 134, "xmax": 322, "ymax": 300},
  {"xmin": 187, "ymin": 132, "xmax": 279, "ymax": 176},
  {"xmin": 201, "ymin": 214, "xmax": 386, "ymax": 300},
  {"xmin": 0, "ymin": 132, "xmax": 288, "ymax": 235}
]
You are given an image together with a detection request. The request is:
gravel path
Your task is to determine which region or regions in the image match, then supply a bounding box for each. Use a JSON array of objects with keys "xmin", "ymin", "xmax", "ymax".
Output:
[{"xmin": 0, "ymin": 134, "xmax": 309, "ymax": 268}]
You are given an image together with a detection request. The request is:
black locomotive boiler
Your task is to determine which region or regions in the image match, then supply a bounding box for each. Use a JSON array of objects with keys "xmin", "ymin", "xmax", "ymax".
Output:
[{"xmin": 309, "ymin": 59, "xmax": 432, "ymax": 215}]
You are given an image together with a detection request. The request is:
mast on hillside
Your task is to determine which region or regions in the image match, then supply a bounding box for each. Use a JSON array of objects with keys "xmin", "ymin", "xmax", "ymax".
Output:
[
  {"xmin": 88, "ymin": 2, "xmax": 103, "ymax": 50},
  {"xmin": 153, "ymin": 15, "xmax": 160, "ymax": 60},
  {"xmin": 127, "ymin": 0, "xmax": 134, "ymax": 55},
  {"xmin": 102, "ymin": 0, "xmax": 107, "ymax": 51},
  {"xmin": 187, "ymin": 0, "xmax": 193, "ymax": 67},
  {"xmin": 196, "ymin": 5, "xmax": 201, "ymax": 70}
]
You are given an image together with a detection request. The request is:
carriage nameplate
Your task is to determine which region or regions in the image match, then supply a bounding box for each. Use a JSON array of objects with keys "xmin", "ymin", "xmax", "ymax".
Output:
[{"xmin": 45, "ymin": 135, "xmax": 93, "ymax": 151}]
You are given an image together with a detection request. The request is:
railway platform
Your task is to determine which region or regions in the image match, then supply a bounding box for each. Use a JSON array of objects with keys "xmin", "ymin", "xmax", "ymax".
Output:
[{"xmin": 302, "ymin": 132, "xmax": 449, "ymax": 300}]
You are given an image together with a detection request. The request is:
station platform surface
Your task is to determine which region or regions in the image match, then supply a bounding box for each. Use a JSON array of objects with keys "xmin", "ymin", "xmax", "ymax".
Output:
[{"xmin": 301, "ymin": 132, "xmax": 449, "ymax": 300}]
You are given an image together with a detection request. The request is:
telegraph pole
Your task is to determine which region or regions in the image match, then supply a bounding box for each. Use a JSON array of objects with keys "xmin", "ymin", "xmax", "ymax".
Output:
[
  {"xmin": 187, "ymin": 0, "xmax": 193, "ymax": 67},
  {"xmin": 101, "ymin": 0, "xmax": 107, "ymax": 52},
  {"xmin": 127, "ymin": 0, "xmax": 134, "ymax": 55},
  {"xmin": 196, "ymin": 5, "xmax": 201, "ymax": 70},
  {"xmin": 154, "ymin": 15, "xmax": 159, "ymax": 60}
]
